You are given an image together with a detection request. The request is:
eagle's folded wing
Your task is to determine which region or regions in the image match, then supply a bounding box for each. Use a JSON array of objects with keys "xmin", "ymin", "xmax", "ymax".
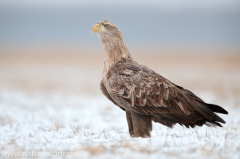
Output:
[{"xmin": 107, "ymin": 62, "xmax": 227, "ymax": 128}]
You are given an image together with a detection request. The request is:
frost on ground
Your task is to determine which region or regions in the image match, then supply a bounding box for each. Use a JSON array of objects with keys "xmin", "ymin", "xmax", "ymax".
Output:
[
  {"xmin": 0, "ymin": 52, "xmax": 240, "ymax": 159},
  {"xmin": 0, "ymin": 91, "xmax": 239, "ymax": 159}
]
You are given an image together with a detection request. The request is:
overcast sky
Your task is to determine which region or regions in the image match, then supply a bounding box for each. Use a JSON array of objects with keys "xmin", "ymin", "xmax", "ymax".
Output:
[
  {"xmin": 1, "ymin": 0, "xmax": 239, "ymax": 47},
  {"xmin": 1, "ymin": 0, "xmax": 240, "ymax": 11}
]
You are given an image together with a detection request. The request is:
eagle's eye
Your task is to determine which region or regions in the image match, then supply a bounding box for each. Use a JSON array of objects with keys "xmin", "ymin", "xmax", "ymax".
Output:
[{"xmin": 104, "ymin": 25, "xmax": 108, "ymax": 28}]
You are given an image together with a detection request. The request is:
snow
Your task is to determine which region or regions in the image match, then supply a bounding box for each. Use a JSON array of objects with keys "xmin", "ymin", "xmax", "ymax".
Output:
[
  {"xmin": 0, "ymin": 53, "xmax": 240, "ymax": 158},
  {"xmin": 0, "ymin": 89, "xmax": 239, "ymax": 159}
]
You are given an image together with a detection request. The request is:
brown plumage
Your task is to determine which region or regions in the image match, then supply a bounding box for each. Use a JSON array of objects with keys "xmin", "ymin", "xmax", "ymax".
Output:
[{"xmin": 91, "ymin": 20, "xmax": 228, "ymax": 138}]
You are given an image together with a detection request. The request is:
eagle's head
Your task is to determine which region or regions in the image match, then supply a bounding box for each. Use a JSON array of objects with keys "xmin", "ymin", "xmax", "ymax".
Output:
[
  {"xmin": 91, "ymin": 20, "xmax": 132, "ymax": 70},
  {"xmin": 91, "ymin": 20, "xmax": 122, "ymax": 40}
]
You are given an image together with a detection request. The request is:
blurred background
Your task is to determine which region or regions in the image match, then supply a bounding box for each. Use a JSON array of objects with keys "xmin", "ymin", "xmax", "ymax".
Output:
[
  {"xmin": 1, "ymin": 0, "xmax": 240, "ymax": 47},
  {"xmin": 0, "ymin": 0, "xmax": 240, "ymax": 158},
  {"xmin": 0, "ymin": 0, "xmax": 240, "ymax": 91},
  {"xmin": 0, "ymin": 0, "xmax": 239, "ymax": 96}
]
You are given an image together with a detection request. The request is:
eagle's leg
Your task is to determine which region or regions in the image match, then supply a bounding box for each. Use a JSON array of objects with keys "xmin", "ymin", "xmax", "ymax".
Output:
[
  {"xmin": 131, "ymin": 111, "xmax": 152, "ymax": 138},
  {"xmin": 126, "ymin": 111, "xmax": 134, "ymax": 137}
]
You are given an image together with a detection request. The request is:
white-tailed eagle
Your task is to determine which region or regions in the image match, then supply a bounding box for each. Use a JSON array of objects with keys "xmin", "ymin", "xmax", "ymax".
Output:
[{"xmin": 91, "ymin": 20, "xmax": 228, "ymax": 138}]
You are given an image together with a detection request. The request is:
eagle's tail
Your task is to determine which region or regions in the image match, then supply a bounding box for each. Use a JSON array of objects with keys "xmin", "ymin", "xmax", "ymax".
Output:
[
  {"xmin": 203, "ymin": 103, "xmax": 228, "ymax": 127},
  {"xmin": 207, "ymin": 103, "xmax": 228, "ymax": 114},
  {"xmin": 152, "ymin": 102, "xmax": 228, "ymax": 128}
]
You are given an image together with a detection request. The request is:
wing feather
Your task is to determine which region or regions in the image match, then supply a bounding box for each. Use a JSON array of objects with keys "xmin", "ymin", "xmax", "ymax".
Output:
[{"xmin": 107, "ymin": 61, "xmax": 227, "ymax": 127}]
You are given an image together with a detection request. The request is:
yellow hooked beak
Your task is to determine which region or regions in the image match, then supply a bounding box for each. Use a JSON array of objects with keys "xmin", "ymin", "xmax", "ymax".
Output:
[{"xmin": 91, "ymin": 23, "xmax": 106, "ymax": 34}]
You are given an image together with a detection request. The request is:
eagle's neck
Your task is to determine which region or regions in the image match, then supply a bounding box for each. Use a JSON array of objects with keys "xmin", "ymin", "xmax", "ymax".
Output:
[{"xmin": 98, "ymin": 34, "xmax": 133, "ymax": 77}]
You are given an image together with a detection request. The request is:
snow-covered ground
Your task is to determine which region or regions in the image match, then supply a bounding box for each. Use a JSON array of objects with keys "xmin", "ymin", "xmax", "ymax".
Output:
[
  {"xmin": 0, "ymin": 90, "xmax": 239, "ymax": 159},
  {"xmin": 0, "ymin": 52, "xmax": 239, "ymax": 158}
]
